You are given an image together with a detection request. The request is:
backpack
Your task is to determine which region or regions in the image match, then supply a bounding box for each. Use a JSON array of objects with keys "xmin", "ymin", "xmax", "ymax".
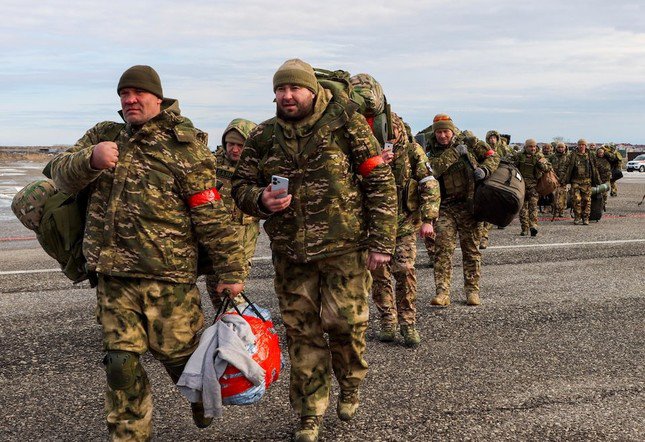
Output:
[
  {"xmin": 474, "ymin": 160, "xmax": 525, "ymax": 227},
  {"xmin": 536, "ymin": 169, "xmax": 559, "ymax": 196}
]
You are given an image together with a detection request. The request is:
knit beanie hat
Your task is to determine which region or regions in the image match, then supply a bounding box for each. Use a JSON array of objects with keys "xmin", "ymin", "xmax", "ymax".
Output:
[
  {"xmin": 117, "ymin": 65, "xmax": 163, "ymax": 98},
  {"xmin": 577, "ymin": 138, "xmax": 587, "ymax": 146},
  {"xmin": 224, "ymin": 129, "xmax": 245, "ymax": 145},
  {"xmin": 432, "ymin": 114, "xmax": 456, "ymax": 133},
  {"xmin": 273, "ymin": 59, "xmax": 318, "ymax": 93}
]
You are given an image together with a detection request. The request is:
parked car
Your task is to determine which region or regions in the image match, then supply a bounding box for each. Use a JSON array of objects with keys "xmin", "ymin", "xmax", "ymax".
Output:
[{"xmin": 626, "ymin": 154, "xmax": 645, "ymax": 172}]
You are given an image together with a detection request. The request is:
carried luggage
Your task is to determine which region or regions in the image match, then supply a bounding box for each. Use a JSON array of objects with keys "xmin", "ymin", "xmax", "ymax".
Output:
[
  {"xmin": 589, "ymin": 193, "xmax": 603, "ymax": 222},
  {"xmin": 474, "ymin": 160, "xmax": 526, "ymax": 227},
  {"xmin": 217, "ymin": 298, "xmax": 282, "ymax": 406},
  {"xmin": 536, "ymin": 169, "xmax": 559, "ymax": 196}
]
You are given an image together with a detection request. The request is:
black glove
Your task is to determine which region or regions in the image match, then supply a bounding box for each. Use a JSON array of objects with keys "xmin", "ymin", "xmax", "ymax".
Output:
[
  {"xmin": 455, "ymin": 144, "xmax": 469, "ymax": 156},
  {"xmin": 473, "ymin": 167, "xmax": 487, "ymax": 181}
]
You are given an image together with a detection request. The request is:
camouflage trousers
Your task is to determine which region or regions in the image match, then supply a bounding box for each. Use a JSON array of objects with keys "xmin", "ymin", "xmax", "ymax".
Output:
[
  {"xmin": 478, "ymin": 221, "xmax": 492, "ymax": 241},
  {"xmin": 371, "ymin": 234, "xmax": 417, "ymax": 326},
  {"xmin": 273, "ymin": 250, "xmax": 371, "ymax": 417},
  {"xmin": 97, "ymin": 275, "xmax": 204, "ymax": 442},
  {"xmin": 571, "ymin": 181, "xmax": 592, "ymax": 220},
  {"xmin": 423, "ymin": 234, "xmax": 435, "ymax": 260},
  {"xmin": 206, "ymin": 221, "xmax": 259, "ymax": 309},
  {"xmin": 553, "ymin": 184, "xmax": 568, "ymax": 216},
  {"xmin": 434, "ymin": 202, "xmax": 482, "ymax": 297},
  {"xmin": 610, "ymin": 180, "xmax": 618, "ymax": 196},
  {"xmin": 519, "ymin": 186, "xmax": 539, "ymax": 231}
]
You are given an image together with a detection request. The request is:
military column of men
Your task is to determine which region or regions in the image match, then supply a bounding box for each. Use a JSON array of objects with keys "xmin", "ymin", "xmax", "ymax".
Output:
[{"xmin": 47, "ymin": 60, "xmax": 618, "ymax": 442}]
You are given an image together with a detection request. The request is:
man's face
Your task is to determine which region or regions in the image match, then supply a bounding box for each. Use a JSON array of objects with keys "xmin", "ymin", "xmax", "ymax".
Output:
[
  {"xmin": 275, "ymin": 84, "xmax": 315, "ymax": 122},
  {"xmin": 488, "ymin": 135, "xmax": 498, "ymax": 145},
  {"xmin": 577, "ymin": 143, "xmax": 587, "ymax": 153},
  {"xmin": 596, "ymin": 149, "xmax": 605, "ymax": 157},
  {"xmin": 435, "ymin": 129, "xmax": 454, "ymax": 146},
  {"xmin": 525, "ymin": 144, "xmax": 537, "ymax": 155},
  {"xmin": 226, "ymin": 142, "xmax": 244, "ymax": 162},
  {"xmin": 119, "ymin": 88, "xmax": 162, "ymax": 125},
  {"xmin": 556, "ymin": 144, "xmax": 566, "ymax": 154}
]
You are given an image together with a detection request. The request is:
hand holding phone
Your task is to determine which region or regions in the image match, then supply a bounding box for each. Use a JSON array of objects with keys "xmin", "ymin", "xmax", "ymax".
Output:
[{"xmin": 271, "ymin": 175, "xmax": 289, "ymax": 197}]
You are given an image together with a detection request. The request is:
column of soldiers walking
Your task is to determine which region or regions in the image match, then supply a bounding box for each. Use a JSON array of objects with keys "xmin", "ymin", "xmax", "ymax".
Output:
[{"xmin": 26, "ymin": 59, "xmax": 622, "ymax": 442}]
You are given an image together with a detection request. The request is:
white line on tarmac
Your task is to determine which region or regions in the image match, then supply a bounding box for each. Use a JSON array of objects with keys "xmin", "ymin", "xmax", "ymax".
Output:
[{"xmin": 2, "ymin": 238, "xmax": 643, "ymax": 276}]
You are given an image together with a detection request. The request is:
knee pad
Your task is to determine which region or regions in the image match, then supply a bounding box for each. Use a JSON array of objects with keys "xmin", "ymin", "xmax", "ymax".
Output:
[{"xmin": 103, "ymin": 351, "xmax": 140, "ymax": 391}]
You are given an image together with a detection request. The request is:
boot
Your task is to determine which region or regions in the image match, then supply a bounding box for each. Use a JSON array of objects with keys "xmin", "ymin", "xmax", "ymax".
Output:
[
  {"xmin": 190, "ymin": 402, "xmax": 213, "ymax": 429},
  {"xmin": 337, "ymin": 389, "xmax": 359, "ymax": 421},
  {"xmin": 377, "ymin": 322, "xmax": 397, "ymax": 342},
  {"xmin": 400, "ymin": 324, "xmax": 421, "ymax": 347},
  {"xmin": 294, "ymin": 416, "xmax": 323, "ymax": 442},
  {"xmin": 479, "ymin": 237, "xmax": 488, "ymax": 249},
  {"xmin": 520, "ymin": 230, "xmax": 528, "ymax": 236},
  {"xmin": 530, "ymin": 227, "xmax": 538, "ymax": 237},
  {"xmin": 582, "ymin": 218, "xmax": 589, "ymax": 225},
  {"xmin": 430, "ymin": 293, "xmax": 450, "ymax": 306},
  {"xmin": 466, "ymin": 292, "xmax": 481, "ymax": 306},
  {"xmin": 573, "ymin": 218, "xmax": 581, "ymax": 225}
]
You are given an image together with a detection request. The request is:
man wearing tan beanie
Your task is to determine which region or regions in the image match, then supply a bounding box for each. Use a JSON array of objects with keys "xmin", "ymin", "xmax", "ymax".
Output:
[
  {"xmin": 564, "ymin": 139, "xmax": 601, "ymax": 224},
  {"xmin": 232, "ymin": 58, "xmax": 397, "ymax": 442},
  {"xmin": 418, "ymin": 114, "xmax": 499, "ymax": 308}
]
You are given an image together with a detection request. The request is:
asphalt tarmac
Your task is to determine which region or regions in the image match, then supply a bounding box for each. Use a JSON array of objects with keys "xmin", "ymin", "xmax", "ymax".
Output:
[{"xmin": 0, "ymin": 160, "xmax": 643, "ymax": 441}]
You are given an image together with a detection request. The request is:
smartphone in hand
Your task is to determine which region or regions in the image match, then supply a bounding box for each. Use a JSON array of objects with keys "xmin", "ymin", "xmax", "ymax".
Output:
[{"xmin": 271, "ymin": 175, "xmax": 289, "ymax": 198}]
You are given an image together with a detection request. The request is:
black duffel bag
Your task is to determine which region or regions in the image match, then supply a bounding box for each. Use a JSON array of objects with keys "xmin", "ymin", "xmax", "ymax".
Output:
[{"xmin": 474, "ymin": 160, "xmax": 526, "ymax": 227}]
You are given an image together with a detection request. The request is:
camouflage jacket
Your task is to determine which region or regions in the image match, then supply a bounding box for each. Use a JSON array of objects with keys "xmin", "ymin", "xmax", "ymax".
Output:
[
  {"xmin": 594, "ymin": 155, "xmax": 613, "ymax": 183},
  {"xmin": 231, "ymin": 85, "xmax": 397, "ymax": 263},
  {"xmin": 485, "ymin": 130, "xmax": 513, "ymax": 159},
  {"xmin": 47, "ymin": 99, "xmax": 246, "ymax": 284},
  {"xmin": 548, "ymin": 151, "xmax": 570, "ymax": 182},
  {"xmin": 564, "ymin": 151, "xmax": 601, "ymax": 185},
  {"xmin": 424, "ymin": 131, "xmax": 500, "ymax": 205},
  {"xmin": 511, "ymin": 151, "xmax": 552, "ymax": 188},
  {"xmin": 215, "ymin": 119, "xmax": 259, "ymax": 227},
  {"xmin": 390, "ymin": 114, "xmax": 440, "ymax": 237}
]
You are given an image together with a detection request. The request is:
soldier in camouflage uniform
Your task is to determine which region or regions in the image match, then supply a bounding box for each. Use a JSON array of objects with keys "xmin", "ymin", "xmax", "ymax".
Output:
[
  {"xmin": 512, "ymin": 139, "xmax": 552, "ymax": 236},
  {"xmin": 564, "ymin": 139, "xmax": 601, "ymax": 225},
  {"xmin": 603, "ymin": 143, "xmax": 622, "ymax": 196},
  {"xmin": 368, "ymin": 111, "xmax": 439, "ymax": 346},
  {"xmin": 542, "ymin": 142, "xmax": 553, "ymax": 157},
  {"xmin": 231, "ymin": 59, "xmax": 397, "ymax": 442},
  {"xmin": 477, "ymin": 130, "xmax": 511, "ymax": 247},
  {"xmin": 205, "ymin": 118, "xmax": 259, "ymax": 309},
  {"xmin": 595, "ymin": 147, "xmax": 613, "ymax": 210},
  {"xmin": 420, "ymin": 114, "xmax": 499, "ymax": 307},
  {"xmin": 549, "ymin": 142, "xmax": 570, "ymax": 217},
  {"xmin": 47, "ymin": 65, "xmax": 246, "ymax": 441}
]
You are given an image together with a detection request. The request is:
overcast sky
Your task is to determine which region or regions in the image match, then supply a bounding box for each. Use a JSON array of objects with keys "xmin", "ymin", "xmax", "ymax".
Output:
[{"xmin": 2, "ymin": 0, "xmax": 644, "ymax": 146}]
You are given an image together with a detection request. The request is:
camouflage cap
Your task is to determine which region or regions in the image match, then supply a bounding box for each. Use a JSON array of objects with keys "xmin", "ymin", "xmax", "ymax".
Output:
[
  {"xmin": 273, "ymin": 59, "xmax": 318, "ymax": 93},
  {"xmin": 349, "ymin": 73, "xmax": 385, "ymax": 117},
  {"xmin": 11, "ymin": 179, "xmax": 57, "ymax": 231},
  {"xmin": 221, "ymin": 118, "xmax": 257, "ymax": 147},
  {"xmin": 432, "ymin": 114, "xmax": 457, "ymax": 133}
]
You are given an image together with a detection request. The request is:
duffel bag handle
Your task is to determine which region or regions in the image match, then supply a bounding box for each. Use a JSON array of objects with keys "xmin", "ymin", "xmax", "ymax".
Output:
[{"xmin": 214, "ymin": 290, "xmax": 267, "ymax": 324}]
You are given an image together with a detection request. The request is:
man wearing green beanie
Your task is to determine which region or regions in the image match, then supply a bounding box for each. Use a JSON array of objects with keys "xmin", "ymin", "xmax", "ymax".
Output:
[
  {"xmin": 46, "ymin": 65, "xmax": 246, "ymax": 440},
  {"xmin": 233, "ymin": 58, "xmax": 397, "ymax": 442}
]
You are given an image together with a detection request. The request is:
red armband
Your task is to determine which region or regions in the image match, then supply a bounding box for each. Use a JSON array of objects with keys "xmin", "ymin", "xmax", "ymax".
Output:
[
  {"xmin": 358, "ymin": 156, "xmax": 384, "ymax": 177},
  {"xmin": 485, "ymin": 149, "xmax": 495, "ymax": 157},
  {"xmin": 187, "ymin": 187, "xmax": 221, "ymax": 208},
  {"xmin": 365, "ymin": 116, "xmax": 375, "ymax": 132}
]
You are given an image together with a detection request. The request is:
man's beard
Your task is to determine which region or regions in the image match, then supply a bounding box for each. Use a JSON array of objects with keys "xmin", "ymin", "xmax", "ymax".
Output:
[{"xmin": 276, "ymin": 101, "xmax": 314, "ymax": 122}]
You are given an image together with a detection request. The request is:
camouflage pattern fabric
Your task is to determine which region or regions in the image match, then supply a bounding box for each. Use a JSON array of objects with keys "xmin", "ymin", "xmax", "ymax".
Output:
[
  {"xmin": 433, "ymin": 202, "xmax": 482, "ymax": 298},
  {"xmin": 571, "ymin": 182, "xmax": 593, "ymax": 220},
  {"xmin": 595, "ymin": 155, "xmax": 612, "ymax": 184},
  {"xmin": 97, "ymin": 275, "xmax": 204, "ymax": 441},
  {"xmin": 564, "ymin": 151, "xmax": 601, "ymax": 187},
  {"xmin": 389, "ymin": 113, "xmax": 440, "ymax": 237},
  {"xmin": 47, "ymin": 99, "xmax": 246, "ymax": 284},
  {"xmin": 478, "ymin": 221, "xmax": 492, "ymax": 242},
  {"xmin": 423, "ymin": 234, "xmax": 435, "ymax": 260},
  {"xmin": 519, "ymin": 187, "xmax": 540, "ymax": 231},
  {"xmin": 206, "ymin": 119, "xmax": 260, "ymax": 308},
  {"xmin": 485, "ymin": 130, "xmax": 513, "ymax": 159},
  {"xmin": 512, "ymin": 151, "xmax": 550, "ymax": 230},
  {"xmin": 549, "ymin": 151, "xmax": 570, "ymax": 183},
  {"xmin": 273, "ymin": 251, "xmax": 371, "ymax": 417},
  {"xmin": 553, "ymin": 185, "xmax": 568, "ymax": 217},
  {"xmin": 371, "ymin": 234, "xmax": 418, "ymax": 326},
  {"xmin": 232, "ymin": 84, "xmax": 397, "ymax": 263},
  {"xmin": 11, "ymin": 179, "xmax": 57, "ymax": 230},
  {"xmin": 348, "ymin": 73, "xmax": 385, "ymax": 117}
]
